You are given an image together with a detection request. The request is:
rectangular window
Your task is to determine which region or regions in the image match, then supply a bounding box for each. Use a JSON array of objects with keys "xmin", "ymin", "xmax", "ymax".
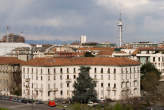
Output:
[
  {"xmin": 74, "ymin": 75, "xmax": 76, "ymax": 79},
  {"xmin": 67, "ymin": 75, "xmax": 69, "ymax": 79},
  {"xmin": 108, "ymin": 68, "xmax": 110, "ymax": 73},
  {"xmin": 54, "ymin": 68, "xmax": 56, "ymax": 73},
  {"xmin": 101, "ymin": 68, "xmax": 103, "ymax": 73},
  {"xmin": 48, "ymin": 69, "xmax": 50, "ymax": 75},
  {"xmin": 94, "ymin": 68, "xmax": 97, "ymax": 73},
  {"xmin": 101, "ymin": 83, "xmax": 103, "ymax": 87},
  {"xmin": 67, "ymin": 68, "xmax": 69, "ymax": 73},
  {"xmin": 73, "ymin": 68, "xmax": 76, "ymax": 73},
  {"xmin": 60, "ymin": 68, "xmax": 63, "ymax": 73},
  {"xmin": 67, "ymin": 83, "xmax": 69, "ymax": 87}
]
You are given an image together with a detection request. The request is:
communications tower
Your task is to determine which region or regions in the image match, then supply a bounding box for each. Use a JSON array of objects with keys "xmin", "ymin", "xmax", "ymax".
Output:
[{"xmin": 117, "ymin": 13, "xmax": 123, "ymax": 47}]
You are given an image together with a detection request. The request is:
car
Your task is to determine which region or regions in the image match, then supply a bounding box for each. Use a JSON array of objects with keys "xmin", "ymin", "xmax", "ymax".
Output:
[
  {"xmin": 48, "ymin": 100, "xmax": 56, "ymax": 107},
  {"xmin": 87, "ymin": 101, "xmax": 98, "ymax": 107},
  {"xmin": 21, "ymin": 99, "xmax": 29, "ymax": 103},
  {"xmin": 35, "ymin": 100, "xmax": 44, "ymax": 104}
]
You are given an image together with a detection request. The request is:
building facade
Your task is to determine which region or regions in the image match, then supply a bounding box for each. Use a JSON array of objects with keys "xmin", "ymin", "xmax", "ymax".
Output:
[
  {"xmin": 0, "ymin": 57, "xmax": 23, "ymax": 95},
  {"xmin": 22, "ymin": 57, "xmax": 140, "ymax": 101}
]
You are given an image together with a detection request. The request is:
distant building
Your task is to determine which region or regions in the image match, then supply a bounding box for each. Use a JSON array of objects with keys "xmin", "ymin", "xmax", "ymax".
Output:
[
  {"xmin": 132, "ymin": 47, "xmax": 164, "ymax": 77},
  {"xmin": 1, "ymin": 33, "xmax": 25, "ymax": 43},
  {"xmin": 0, "ymin": 43, "xmax": 31, "ymax": 57},
  {"xmin": 125, "ymin": 42, "xmax": 158, "ymax": 49},
  {"xmin": 22, "ymin": 57, "xmax": 140, "ymax": 101},
  {"xmin": 80, "ymin": 35, "xmax": 87, "ymax": 44}
]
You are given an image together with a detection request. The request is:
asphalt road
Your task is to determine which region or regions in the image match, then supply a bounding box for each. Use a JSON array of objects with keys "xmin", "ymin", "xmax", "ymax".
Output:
[{"xmin": 0, "ymin": 100, "xmax": 63, "ymax": 110}]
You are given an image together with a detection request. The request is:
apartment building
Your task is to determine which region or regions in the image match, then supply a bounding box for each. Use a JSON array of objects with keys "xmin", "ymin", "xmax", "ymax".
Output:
[
  {"xmin": 0, "ymin": 57, "xmax": 24, "ymax": 95},
  {"xmin": 22, "ymin": 57, "xmax": 140, "ymax": 101}
]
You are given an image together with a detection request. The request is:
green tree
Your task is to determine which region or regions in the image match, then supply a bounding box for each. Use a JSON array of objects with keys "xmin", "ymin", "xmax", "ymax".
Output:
[
  {"xmin": 72, "ymin": 66, "xmax": 97, "ymax": 103},
  {"xmin": 141, "ymin": 62, "xmax": 161, "ymax": 105},
  {"xmin": 84, "ymin": 51, "xmax": 95, "ymax": 57},
  {"xmin": 141, "ymin": 62, "xmax": 161, "ymax": 79}
]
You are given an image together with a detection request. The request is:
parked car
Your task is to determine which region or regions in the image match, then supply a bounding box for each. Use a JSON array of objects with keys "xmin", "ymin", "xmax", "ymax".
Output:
[
  {"xmin": 87, "ymin": 101, "xmax": 98, "ymax": 107},
  {"xmin": 48, "ymin": 100, "xmax": 56, "ymax": 107},
  {"xmin": 35, "ymin": 100, "xmax": 44, "ymax": 104}
]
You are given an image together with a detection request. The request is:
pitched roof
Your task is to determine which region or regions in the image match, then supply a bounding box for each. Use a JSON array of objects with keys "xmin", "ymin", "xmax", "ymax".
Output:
[
  {"xmin": 78, "ymin": 47, "xmax": 114, "ymax": 51},
  {"xmin": 24, "ymin": 57, "xmax": 140, "ymax": 67},
  {"xmin": 0, "ymin": 57, "xmax": 25, "ymax": 65}
]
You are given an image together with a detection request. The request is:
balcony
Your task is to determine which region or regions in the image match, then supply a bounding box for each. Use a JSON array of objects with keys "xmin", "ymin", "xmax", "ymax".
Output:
[
  {"xmin": 25, "ymin": 78, "xmax": 30, "ymax": 82},
  {"xmin": 93, "ymin": 78, "xmax": 98, "ymax": 82},
  {"xmin": 66, "ymin": 78, "xmax": 72, "ymax": 83},
  {"xmin": 48, "ymin": 88, "xmax": 58, "ymax": 92}
]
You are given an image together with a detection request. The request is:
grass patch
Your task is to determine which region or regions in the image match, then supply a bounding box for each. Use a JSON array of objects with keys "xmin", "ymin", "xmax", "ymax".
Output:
[{"xmin": 0, "ymin": 108, "xmax": 10, "ymax": 110}]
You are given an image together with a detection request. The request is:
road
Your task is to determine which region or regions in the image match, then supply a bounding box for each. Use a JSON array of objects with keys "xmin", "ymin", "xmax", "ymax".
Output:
[{"xmin": 0, "ymin": 100, "xmax": 63, "ymax": 110}]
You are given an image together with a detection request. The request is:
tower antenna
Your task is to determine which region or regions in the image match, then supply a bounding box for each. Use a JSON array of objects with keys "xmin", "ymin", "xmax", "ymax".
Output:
[{"xmin": 117, "ymin": 13, "xmax": 123, "ymax": 47}]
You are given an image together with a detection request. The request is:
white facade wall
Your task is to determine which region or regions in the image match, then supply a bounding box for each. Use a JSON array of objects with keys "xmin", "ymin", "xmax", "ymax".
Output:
[{"xmin": 22, "ymin": 65, "xmax": 140, "ymax": 101}]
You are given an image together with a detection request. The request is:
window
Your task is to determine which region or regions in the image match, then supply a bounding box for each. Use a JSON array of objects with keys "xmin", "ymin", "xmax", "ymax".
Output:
[
  {"xmin": 48, "ymin": 91, "xmax": 50, "ymax": 96},
  {"xmin": 101, "ymin": 83, "xmax": 103, "ymax": 87},
  {"xmin": 41, "ymin": 76, "xmax": 43, "ymax": 80},
  {"xmin": 73, "ymin": 68, "xmax": 76, "ymax": 73},
  {"xmin": 108, "ymin": 83, "xmax": 110, "ymax": 87},
  {"xmin": 67, "ymin": 75, "xmax": 69, "ymax": 79},
  {"xmin": 41, "ymin": 68, "xmax": 42, "ymax": 74},
  {"xmin": 54, "ymin": 68, "xmax": 56, "ymax": 73},
  {"xmin": 31, "ymin": 68, "xmax": 33, "ymax": 74},
  {"xmin": 114, "ymin": 68, "xmax": 116, "ymax": 73},
  {"xmin": 101, "ymin": 68, "xmax": 103, "ymax": 73},
  {"xmin": 113, "ymin": 83, "xmax": 116, "ymax": 88},
  {"xmin": 48, "ymin": 69, "xmax": 50, "ymax": 75},
  {"xmin": 108, "ymin": 68, "xmax": 110, "ymax": 73},
  {"xmin": 73, "ymin": 75, "xmax": 76, "ymax": 79},
  {"xmin": 67, "ymin": 68, "xmax": 69, "ymax": 73},
  {"xmin": 101, "ymin": 75, "xmax": 103, "ymax": 80},
  {"xmin": 60, "ymin": 90, "xmax": 63, "ymax": 95},
  {"xmin": 60, "ymin": 68, "xmax": 63, "ymax": 73},
  {"xmin": 67, "ymin": 83, "xmax": 70, "ymax": 87},
  {"xmin": 108, "ymin": 75, "xmax": 110, "ymax": 80},
  {"xmin": 153, "ymin": 57, "xmax": 155, "ymax": 62},
  {"xmin": 94, "ymin": 68, "xmax": 97, "ymax": 73}
]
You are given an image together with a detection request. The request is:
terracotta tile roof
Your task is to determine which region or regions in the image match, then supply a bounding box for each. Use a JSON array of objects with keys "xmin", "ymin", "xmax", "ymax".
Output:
[
  {"xmin": 132, "ymin": 49, "xmax": 139, "ymax": 55},
  {"xmin": 55, "ymin": 52, "xmax": 85, "ymax": 57},
  {"xmin": 78, "ymin": 47, "xmax": 114, "ymax": 51},
  {"xmin": 98, "ymin": 50, "xmax": 114, "ymax": 56},
  {"xmin": 0, "ymin": 57, "xmax": 25, "ymax": 65},
  {"xmin": 24, "ymin": 57, "xmax": 140, "ymax": 67}
]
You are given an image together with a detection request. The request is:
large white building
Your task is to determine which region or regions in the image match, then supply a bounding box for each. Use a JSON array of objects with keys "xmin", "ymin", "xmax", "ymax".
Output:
[{"xmin": 22, "ymin": 57, "xmax": 140, "ymax": 101}]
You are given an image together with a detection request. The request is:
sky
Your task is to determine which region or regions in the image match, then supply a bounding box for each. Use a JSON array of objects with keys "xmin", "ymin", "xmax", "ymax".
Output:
[{"xmin": 0, "ymin": 0, "xmax": 164, "ymax": 44}]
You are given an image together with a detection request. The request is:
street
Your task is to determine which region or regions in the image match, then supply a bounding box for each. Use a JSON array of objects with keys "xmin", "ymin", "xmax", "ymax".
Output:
[{"xmin": 0, "ymin": 100, "xmax": 62, "ymax": 110}]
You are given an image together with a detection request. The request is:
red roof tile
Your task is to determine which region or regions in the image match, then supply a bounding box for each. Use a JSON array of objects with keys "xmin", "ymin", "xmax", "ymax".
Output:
[{"xmin": 24, "ymin": 57, "xmax": 140, "ymax": 67}]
